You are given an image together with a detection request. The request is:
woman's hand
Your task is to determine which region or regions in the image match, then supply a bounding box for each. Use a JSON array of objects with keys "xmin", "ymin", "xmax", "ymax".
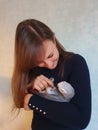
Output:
[
  {"xmin": 31, "ymin": 75, "xmax": 54, "ymax": 92},
  {"xmin": 24, "ymin": 94, "xmax": 33, "ymax": 110}
]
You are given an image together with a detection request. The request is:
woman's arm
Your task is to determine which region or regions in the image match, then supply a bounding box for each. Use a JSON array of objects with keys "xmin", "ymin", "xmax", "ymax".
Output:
[
  {"xmin": 24, "ymin": 94, "xmax": 33, "ymax": 110},
  {"xmin": 24, "ymin": 54, "xmax": 91, "ymax": 129}
]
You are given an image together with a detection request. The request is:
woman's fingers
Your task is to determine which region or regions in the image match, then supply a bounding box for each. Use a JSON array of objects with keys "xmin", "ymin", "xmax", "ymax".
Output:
[
  {"xmin": 40, "ymin": 79, "xmax": 49, "ymax": 88},
  {"xmin": 33, "ymin": 84, "xmax": 42, "ymax": 92},
  {"xmin": 24, "ymin": 94, "xmax": 33, "ymax": 110},
  {"xmin": 33, "ymin": 79, "xmax": 48, "ymax": 91},
  {"xmin": 39, "ymin": 75, "xmax": 54, "ymax": 87},
  {"xmin": 32, "ymin": 75, "xmax": 54, "ymax": 92}
]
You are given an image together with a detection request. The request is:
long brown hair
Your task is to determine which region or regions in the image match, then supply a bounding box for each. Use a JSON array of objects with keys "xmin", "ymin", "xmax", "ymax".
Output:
[{"xmin": 12, "ymin": 19, "xmax": 73, "ymax": 109}]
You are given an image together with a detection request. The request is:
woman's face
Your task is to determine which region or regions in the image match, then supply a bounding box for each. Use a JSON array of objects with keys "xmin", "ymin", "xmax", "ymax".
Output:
[{"xmin": 37, "ymin": 40, "xmax": 59, "ymax": 69}]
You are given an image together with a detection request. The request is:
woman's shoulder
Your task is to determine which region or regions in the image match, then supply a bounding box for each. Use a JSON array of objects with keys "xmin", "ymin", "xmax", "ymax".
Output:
[
  {"xmin": 66, "ymin": 53, "xmax": 88, "ymax": 71},
  {"xmin": 64, "ymin": 53, "xmax": 88, "ymax": 69},
  {"xmin": 68, "ymin": 53, "xmax": 86, "ymax": 63}
]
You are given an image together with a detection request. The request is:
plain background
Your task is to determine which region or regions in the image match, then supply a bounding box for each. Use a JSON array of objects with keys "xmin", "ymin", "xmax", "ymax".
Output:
[{"xmin": 0, "ymin": 0, "xmax": 98, "ymax": 130}]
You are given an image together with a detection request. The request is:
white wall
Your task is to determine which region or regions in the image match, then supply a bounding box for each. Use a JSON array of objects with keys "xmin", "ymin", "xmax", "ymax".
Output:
[{"xmin": 0, "ymin": 0, "xmax": 98, "ymax": 130}]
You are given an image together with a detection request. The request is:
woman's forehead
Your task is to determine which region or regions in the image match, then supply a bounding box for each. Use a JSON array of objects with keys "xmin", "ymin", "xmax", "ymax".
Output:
[
  {"xmin": 42, "ymin": 40, "xmax": 54, "ymax": 54},
  {"xmin": 35, "ymin": 40, "xmax": 54, "ymax": 62}
]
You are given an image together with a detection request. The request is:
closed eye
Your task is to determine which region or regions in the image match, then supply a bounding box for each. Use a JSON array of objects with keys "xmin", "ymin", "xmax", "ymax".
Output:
[{"xmin": 47, "ymin": 53, "xmax": 54, "ymax": 59}]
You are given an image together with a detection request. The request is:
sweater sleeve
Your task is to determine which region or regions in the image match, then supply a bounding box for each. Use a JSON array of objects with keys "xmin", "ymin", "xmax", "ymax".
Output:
[{"xmin": 28, "ymin": 54, "xmax": 91, "ymax": 129}]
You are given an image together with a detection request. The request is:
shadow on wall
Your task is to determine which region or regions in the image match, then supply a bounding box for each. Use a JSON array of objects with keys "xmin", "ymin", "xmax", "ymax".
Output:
[
  {"xmin": 0, "ymin": 76, "xmax": 13, "ymax": 129},
  {"xmin": 0, "ymin": 76, "xmax": 12, "ymax": 97},
  {"xmin": 0, "ymin": 76, "xmax": 32, "ymax": 130}
]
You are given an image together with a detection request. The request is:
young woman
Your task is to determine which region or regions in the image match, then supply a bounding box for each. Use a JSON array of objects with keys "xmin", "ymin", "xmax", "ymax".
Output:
[{"xmin": 12, "ymin": 19, "xmax": 91, "ymax": 130}]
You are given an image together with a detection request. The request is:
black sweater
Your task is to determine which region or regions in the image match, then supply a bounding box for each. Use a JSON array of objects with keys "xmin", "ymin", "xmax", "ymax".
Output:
[{"xmin": 28, "ymin": 54, "xmax": 91, "ymax": 130}]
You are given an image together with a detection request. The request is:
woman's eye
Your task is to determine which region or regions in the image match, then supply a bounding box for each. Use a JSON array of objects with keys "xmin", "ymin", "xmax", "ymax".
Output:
[{"xmin": 48, "ymin": 53, "xmax": 54, "ymax": 59}]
